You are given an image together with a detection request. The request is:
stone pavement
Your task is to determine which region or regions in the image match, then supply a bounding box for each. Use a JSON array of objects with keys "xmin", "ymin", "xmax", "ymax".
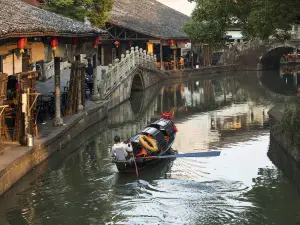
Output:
[
  {"xmin": 35, "ymin": 65, "xmax": 107, "ymax": 96},
  {"xmin": 36, "ymin": 68, "xmax": 71, "ymax": 96}
]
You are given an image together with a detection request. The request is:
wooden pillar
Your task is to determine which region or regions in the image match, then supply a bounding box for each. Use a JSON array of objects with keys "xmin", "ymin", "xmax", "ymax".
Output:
[
  {"xmin": 173, "ymin": 49, "xmax": 177, "ymax": 70},
  {"xmin": 161, "ymin": 90, "xmax": 164, "ymax": 113},
  {"xmin": 92, "ymin": 52, "xmax": 100, "ymax": 101},
  {"xmin": 173, "ymin": 85, "xmax": 177, "ymax": 107},
  {"xmin": 77, "ymin": 62, "xmax": 83, "ymax": 112},
  {"xmin": 53, "ymin": 57, "xmax": 63, "ymax": 127},
  {"xmin": 101, "ymin": 46, "xmax": 105, "ymax": 65},
  {"xmin": 160, "ymin": 40, "xmax": 164, "ymax": 70}
]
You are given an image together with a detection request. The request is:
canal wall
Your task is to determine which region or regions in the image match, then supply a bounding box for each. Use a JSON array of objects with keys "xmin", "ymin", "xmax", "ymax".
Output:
[
  {"xmin": 268, "ymin": 104, "xmax": 300, "ymax": 165},
  {"xmin": 0, "ymin": 101, "xmax": 108, "ymax": 196}
]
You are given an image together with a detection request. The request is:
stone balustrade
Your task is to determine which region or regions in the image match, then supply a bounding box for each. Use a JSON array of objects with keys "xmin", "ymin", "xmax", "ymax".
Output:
[{"xmin": 99, "ymin": 46, "xmax": 157, "ymax": 99}]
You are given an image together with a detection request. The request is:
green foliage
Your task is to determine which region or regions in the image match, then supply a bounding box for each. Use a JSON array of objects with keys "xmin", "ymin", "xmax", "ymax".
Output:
[
  {"xmin": 184, "ymin": 21, "xmax": 226, "ymax": 48},
  {"xmin": 42, "ymin": 0, "xmax": 114, "ymax": 28},
  {"xmin": 186, "ymin": 0, "xmax": 300, "ymax": 46},
  {"xmin": 281, "ymin": 103, "xmax": 300, "ymax": 136}
]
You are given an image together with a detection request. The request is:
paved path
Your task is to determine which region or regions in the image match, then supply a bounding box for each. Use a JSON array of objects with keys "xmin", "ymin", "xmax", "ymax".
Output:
[
  {"xmin": 36, "ymin": 66, "xmax": 107, "ymax": 96},
  {"xmin": 36, "ymin": 68, "xmax": 71, "ymax": 96}
]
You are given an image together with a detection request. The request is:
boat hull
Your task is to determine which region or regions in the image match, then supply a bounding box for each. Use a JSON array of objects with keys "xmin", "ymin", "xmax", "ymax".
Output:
[{"xmin": 114, "ymin": 142, "xmax": 175, "ymax": 173}]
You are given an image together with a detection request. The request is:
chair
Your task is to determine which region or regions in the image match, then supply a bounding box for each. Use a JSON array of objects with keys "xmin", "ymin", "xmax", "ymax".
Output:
[
  {"xmin": 178, "ymin": 58, "xmax": 185, "ymax": 70},
  {"xmin": 163, "ymin": 62, "xmax": 170, "ymax": 70}
]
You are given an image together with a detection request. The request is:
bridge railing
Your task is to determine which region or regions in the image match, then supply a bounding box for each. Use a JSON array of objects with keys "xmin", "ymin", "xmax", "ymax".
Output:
[{"xmin": 99, "ymin": 46, "xmax": 157, "ymax": 99}]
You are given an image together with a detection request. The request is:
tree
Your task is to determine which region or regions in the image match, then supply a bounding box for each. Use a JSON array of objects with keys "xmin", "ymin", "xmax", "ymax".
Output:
[
  {"xmin": 185, "ymin": 0, "xmax": 300, "ymax": 44},
  {"xmin": 42, "ymin": 0, "xmax": 114, "ymax": 28}
]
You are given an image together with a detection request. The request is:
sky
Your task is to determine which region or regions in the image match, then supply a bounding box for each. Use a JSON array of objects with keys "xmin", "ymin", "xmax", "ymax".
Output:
[{"xmin": 156, "ymin": 0, "xmax": 195, "ymax": 16}]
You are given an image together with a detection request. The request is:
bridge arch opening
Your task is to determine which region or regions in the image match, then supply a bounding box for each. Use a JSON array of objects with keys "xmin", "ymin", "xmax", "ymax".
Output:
[
  {"xmin": 260, "ymin": 46, "xmax": 298, "ymax": 69},
  {"xmin": 130, "ymin": 73, "xmax": 144, "ymax": 92},
  {"xmin": 129, "ymin": 73, "xmax": 145, "ymax": 115}
]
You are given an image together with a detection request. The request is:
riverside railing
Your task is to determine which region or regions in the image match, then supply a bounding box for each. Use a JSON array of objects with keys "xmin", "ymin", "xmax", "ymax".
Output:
[{"xmin": 99, "ymin": 46, "xmax": 157, "ymax": 99}]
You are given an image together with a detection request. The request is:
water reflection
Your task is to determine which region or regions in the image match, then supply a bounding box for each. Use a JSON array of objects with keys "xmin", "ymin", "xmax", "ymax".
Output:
[
  {"xmin": 1, "ymin": 72, "xmax": 300, "ymax": 225},
  {"xmin": 259, "ymin": 64, "xmax": 300, "ymax": 96}
]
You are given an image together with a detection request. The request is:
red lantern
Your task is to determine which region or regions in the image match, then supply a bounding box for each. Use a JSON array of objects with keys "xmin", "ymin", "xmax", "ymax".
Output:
[
  {"xmin": 72, "ymin": 38, "xmax": 79, "ymax": 46},
  {"xmin": 50, "ymin": 37, "xmax": 58, "ymax": 51},
  {"xmin": 114, "ymin": 41, "xmax": 120, "ymax": 48},
  {"xmin": 18, "ymin": 38, "xmax": 27, "ymax": 54},
  {"xmin": 94, "ymin": 36, "xmax": 100, "ymax": 48},
  {"xmin": 129, "ymin": 41, "xmax": 133, "ymax": 47},
  {"xmin": 184, "ymin": 40, "xmax": 188, "ymax": 44},
  {"xmin": 169, "ymin": 39, "xmax": 174, "ymax": 45}
]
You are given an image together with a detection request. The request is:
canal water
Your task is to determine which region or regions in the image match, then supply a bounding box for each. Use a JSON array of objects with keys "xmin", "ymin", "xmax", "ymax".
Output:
[{"xmin": 1, "ymin": 70, "xmax": 300, "ymax": 225}]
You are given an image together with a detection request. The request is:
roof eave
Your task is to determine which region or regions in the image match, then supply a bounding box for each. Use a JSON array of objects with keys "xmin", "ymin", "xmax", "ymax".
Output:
[
  {"xmin": 107, "ymin": 21, "xmax": 188, "ymax": 40},
  {"xmin": 0, "ymin": 31, "xmax": 108, "ymax": 40}
]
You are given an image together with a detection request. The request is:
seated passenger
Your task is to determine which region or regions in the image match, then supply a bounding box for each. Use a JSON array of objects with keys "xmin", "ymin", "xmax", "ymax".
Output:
[{"xmin": 111, "ymin": 135, "xmax": 133, "ymax": 161}]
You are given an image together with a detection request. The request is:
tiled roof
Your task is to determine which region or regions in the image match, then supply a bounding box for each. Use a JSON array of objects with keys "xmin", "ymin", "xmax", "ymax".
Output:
[
  {"xmin": 0, "ymin": 0, "xmax": 106, "ymax": 39},
  {"xmin": 109, "ymin": 0, "xmax": 190, "ymax": 39}
]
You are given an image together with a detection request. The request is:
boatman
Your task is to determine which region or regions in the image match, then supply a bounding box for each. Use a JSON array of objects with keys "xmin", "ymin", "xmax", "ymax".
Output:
[{"xmin": 111, "ymin": 135, "xmax": 133, "ymax": 161}]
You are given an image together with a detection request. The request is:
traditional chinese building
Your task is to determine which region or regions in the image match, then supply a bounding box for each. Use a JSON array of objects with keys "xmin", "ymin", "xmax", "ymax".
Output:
[
  {"xmin": 101, "ymin": 0, "xmax": 190, "ymax": 70},
  {"xmin": 0, "ymin": 0, "xmax": 106, "ymax": 146}
]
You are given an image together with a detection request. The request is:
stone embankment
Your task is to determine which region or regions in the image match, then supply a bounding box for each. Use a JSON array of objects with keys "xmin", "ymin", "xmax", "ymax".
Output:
[{"xmin": 268, "ymin": 104, "xmax": 300, "ymax": 165}]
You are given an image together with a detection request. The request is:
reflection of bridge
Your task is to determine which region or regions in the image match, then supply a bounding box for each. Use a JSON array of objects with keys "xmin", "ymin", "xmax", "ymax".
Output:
[{"xmin": 105, "ymin": 83, "xmax": 163, "ymax": 142}]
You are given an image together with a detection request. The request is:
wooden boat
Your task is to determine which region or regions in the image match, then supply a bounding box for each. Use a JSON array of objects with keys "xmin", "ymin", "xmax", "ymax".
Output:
[{"xmin": 112, "ymin": 113, "xmax": 178, "ymax": 173}]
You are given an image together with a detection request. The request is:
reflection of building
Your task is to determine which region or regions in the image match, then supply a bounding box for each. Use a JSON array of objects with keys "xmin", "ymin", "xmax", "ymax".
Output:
[
  {"xmin": 280, "ymin": 65, "xmax": 300, "ymax": 88},
  {"xmin": 210, "ymin": 103, "xmax": 270, "ymax": 131}
]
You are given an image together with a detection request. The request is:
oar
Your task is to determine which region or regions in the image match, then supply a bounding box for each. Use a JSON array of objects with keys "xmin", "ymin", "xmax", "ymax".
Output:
[{"xmin": 136, "ymin": 151, "xmax": 221, "ymax": 160}]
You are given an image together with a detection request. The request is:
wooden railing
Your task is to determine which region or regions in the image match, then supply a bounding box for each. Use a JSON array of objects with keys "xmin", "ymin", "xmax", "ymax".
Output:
[{"xmin": 99, "ymin": 46, "xmax": 157, "ymax": 99}]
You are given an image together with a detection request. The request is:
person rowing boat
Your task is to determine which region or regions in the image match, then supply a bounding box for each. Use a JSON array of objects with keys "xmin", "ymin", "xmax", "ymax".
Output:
[{"xmin": 110, "ymin": 135, "xmax": 133, "ymax": 161}]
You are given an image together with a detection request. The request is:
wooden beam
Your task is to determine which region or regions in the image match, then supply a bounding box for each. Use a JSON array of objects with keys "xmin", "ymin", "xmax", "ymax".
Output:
[
  {"xmin": 160, "ymin": 40, "xmax": 163, "ymax": 70},
  {"xmin": 117, "ymin": 28, "xmax": 125, "ymax": 38}
]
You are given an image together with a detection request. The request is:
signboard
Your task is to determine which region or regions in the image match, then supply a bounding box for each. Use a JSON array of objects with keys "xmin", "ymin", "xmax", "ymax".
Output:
[
  {"xmin": 148, "ymin": 40, "xmax": 160, "ymax": 44},
  {"xmin": 147, "ymin": 43, "xmax": 153, "ymax": 53}
]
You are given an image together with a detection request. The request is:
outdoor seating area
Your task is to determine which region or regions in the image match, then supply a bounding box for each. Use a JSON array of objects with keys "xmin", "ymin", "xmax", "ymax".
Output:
[
  {"xmin": 156, "ymin": 57, "xmax": 185, "ymax": 70},
  {"xmin": 1, "ymin": 74, "xmax": 94, "ymax": 145}
]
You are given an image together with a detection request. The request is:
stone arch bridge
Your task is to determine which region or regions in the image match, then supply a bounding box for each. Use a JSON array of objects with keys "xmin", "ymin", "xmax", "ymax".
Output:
[
  {"xmin": 98, "ymin": 46, "xmax": 164, "ymax": 110},
  {"xmin": 219, "ymin": 39, "xmax": 300, "ymax": 69}
]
